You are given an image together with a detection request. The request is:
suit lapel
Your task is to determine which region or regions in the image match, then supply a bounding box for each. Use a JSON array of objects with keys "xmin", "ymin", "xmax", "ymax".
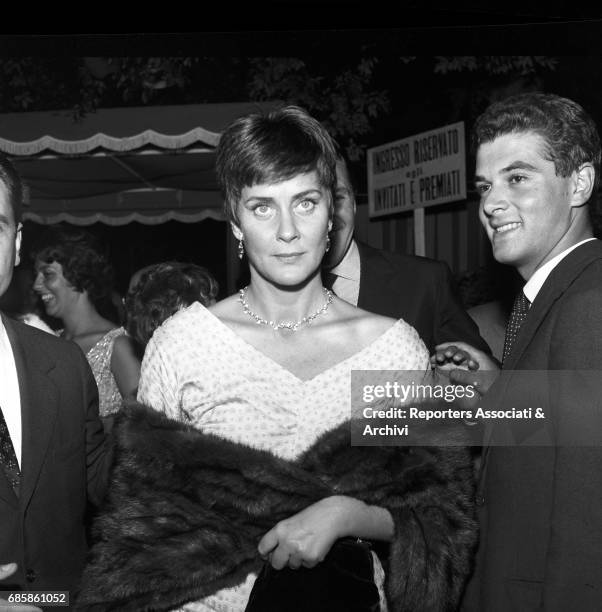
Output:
[
  {"xmin": 0, "ymin": 316, "xmax": 20, "ymax": 506},
  {"xmin": 3, "ymin": 316, "xmax": 58, "ymax": 510},
  {"xmin": 502, "ymin": 280, "xmax": 563, "ymax": 371},
  {"xmin": 504, "ymin": 240, "xmax": 602, "ymax": 370},
  {"xmin": 479, "ymin": 240, "xmax": 602, "ymax": 480}
]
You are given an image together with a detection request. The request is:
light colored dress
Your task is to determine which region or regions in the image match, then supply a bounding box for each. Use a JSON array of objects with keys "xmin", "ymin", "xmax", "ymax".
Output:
[
  {"xmin": 87, "ymin": 327, "xmax": 126, "ymax": 417},
  {"xmin": 138, "ymin": 302, "xmax": 429, "ymax": 612}
]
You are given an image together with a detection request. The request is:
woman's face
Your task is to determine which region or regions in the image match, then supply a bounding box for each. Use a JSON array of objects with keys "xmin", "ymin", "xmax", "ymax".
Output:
[
  {"xmin": 33, "ymin": 259, "xmax": 80, "ymax": 319},
  {"xmin": 233, "ymin": 170, "xmax": 332, "ymax": 287}
]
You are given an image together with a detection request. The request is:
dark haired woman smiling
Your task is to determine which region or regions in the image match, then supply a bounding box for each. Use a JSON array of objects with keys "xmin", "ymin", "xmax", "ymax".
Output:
[{"xmin": 32, "ymin": 225, "xmax": 140, "ymax": 427}]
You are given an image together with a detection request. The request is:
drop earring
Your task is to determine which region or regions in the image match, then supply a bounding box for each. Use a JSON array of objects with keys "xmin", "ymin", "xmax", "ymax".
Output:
[
  {"xmin": 238, "ymin": 239, "xmax": 245, "ymax": 260},
  {"xmin": 325, "ymin": 236, "xmax": 331, "ymax": 253}
]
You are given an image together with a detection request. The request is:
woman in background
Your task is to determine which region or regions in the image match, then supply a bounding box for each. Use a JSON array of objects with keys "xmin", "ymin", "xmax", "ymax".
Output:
[
  {"xmin": 125, "ymin": 260, "xmax": 219, "ymax": 354},
  {"xmin": 31, "ymin": 225, "xmax": 140, "ymax": 427},
  {"xmin": 0, "ymin": 264, "xmax": 56, "ymax": 334}
]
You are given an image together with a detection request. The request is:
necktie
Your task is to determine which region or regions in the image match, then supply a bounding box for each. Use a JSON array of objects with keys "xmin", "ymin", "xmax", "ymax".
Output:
[
  {"xmin": 0, "ymin": 404, "xmax": 20, "ymax": 496},
  {"xmin": 502, "ymin": 290, "xmax": 531, "ymax": 367}
]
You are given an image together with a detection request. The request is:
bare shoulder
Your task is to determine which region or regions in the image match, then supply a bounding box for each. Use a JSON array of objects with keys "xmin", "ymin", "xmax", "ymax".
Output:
[
  {"xmin": 208, "ymin": 293, "xmax": 241, "ymax": 322},
  {"xmin": 334, "ymin": 298, "xmax": 425, "ymax": 352},
  {"xmin": 331, "ymin": 297, "xmax": 400, "ymax": 341},
  {"xmin": 113, "ymin": 333, "xmax": 138, "ymax": 357}
]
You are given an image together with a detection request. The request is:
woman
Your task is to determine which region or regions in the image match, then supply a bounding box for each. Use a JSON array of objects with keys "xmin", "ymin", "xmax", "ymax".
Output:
[
  {"xmin": 31, "ymin": 225, "xmax": 140, "ymax": 425},
  {"xmin": 78, "ymin": 106, "xmax": 475, "ymax": 612},
  {"xmin": 0, "ymin": 263, "xmax": 56, "ymax": 334},
  {"xmin": 125, "ymin": 260, "xmax": 219, "ymax": 353}
]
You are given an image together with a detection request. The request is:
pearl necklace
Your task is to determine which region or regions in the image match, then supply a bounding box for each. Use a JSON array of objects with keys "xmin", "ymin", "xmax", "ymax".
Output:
[{"xmin": 238, "ymin": 286, "xmax": 334, "ymax": 332}]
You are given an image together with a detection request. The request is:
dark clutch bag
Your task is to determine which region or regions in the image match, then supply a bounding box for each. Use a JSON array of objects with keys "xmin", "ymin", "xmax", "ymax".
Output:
[{"xmin": 245, "ymin": 537, "xmax": 381, "ymax": 612}]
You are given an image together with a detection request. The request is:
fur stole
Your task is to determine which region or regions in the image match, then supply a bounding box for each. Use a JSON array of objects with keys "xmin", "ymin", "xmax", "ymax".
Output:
[{"xmin": 75, "ymin": 402, "xmax": 477, "ymax": 611}]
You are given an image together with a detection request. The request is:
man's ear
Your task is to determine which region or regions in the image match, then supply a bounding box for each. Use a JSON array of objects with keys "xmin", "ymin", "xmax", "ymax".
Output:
[
  {"xmin": 230, "ymin": 222, "xmax": 243, "ymax": 241},
  {"xmin": 570, "ymin": 163, "xmax": 596, "ymax": 207}
]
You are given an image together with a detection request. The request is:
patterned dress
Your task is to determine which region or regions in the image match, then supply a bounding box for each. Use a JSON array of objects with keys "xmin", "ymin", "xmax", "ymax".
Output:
[
  {"xmin": 87, "ymin": 327, "xmax": 126, "ymax": 417},
  {"xmin": 138, "ymin": 302, "xmax": 429, "ymax": 612}
]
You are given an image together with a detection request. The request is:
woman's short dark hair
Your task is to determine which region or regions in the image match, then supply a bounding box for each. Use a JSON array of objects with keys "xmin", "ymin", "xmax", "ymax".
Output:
[
  {"xmin": 215, "ymin": 105, "xmax": 338, "ymax": 225},
  {"xmin": 125, "ymin": 261, "xmax": 219, "ymax": 349},
  {"xmin": 0, "ymin": 153, "xmax": 24, "ymax": 225},
  {"xmin": 30, "ymin": 224, "xmax": 114, "ymax": 309},
  {"xmin": 472, "ymin": 92, "xmax": 601, "ymax": 198}
]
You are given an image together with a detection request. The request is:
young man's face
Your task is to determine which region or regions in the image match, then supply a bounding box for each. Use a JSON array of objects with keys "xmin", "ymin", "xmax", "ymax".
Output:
[{"xmin": 475, "ymin": 131, "xmax": 578, "ymax": 280}]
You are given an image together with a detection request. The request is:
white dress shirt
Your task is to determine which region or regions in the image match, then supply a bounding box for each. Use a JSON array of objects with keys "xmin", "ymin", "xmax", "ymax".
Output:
[
  {"xmin": 0, "ymin": 317, "xmax": 22, "ymax": 467},
  {"xmin": 523, "ymin": 238, "xmax": 597, "ymax": 304},
  {"xmin": 328, "ymin": 239, "xmax": 361, "ymax": 306}
]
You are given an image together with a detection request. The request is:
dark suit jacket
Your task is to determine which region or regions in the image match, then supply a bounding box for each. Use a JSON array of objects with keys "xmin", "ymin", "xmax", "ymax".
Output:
[
  {"xmin": 356, "ymin": 241, "xmax": 489, "ymax": 353},
  {"xmin": 463, "ymin": 240, "xmax": 602, "ymax": 611},
  {"xmin": 0, "ymin": 315, "xmax": 109, "ymax": 604}
]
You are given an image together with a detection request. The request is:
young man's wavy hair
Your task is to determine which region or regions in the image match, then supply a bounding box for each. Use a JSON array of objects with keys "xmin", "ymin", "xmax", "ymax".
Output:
[{"xmin": 472, "ymin": 92, "xmax": 601, "ymax": 203}]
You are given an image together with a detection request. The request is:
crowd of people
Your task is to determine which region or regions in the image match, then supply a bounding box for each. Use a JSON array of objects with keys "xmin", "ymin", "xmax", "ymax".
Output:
[{"xmin": 0, "ymin": 91, "xmax": 601, "ymax": 611}]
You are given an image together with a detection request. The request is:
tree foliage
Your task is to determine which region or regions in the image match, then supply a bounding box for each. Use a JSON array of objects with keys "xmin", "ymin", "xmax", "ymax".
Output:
[
  {"xmin": 0, "ymin": 55, "xmax": 559, "ymax": 155},
  {"xmin": 104, "ymin": 57, "xmax": 197, "ymax": 104},
  {"xmin": 0, "ymin": 58, "xmax": 105, "ymax": 119},
  {"xmin": 247, "ymin": 57, "xmax": 390, "ymax": 160},
  {"xmin": 433, "ymin": 56, "xmax": 558, "ymax": 75}
]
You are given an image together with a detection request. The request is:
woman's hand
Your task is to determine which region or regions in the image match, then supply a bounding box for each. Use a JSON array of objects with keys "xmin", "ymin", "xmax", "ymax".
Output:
[
  {"xmin": 258, "ymin": 496, "xmax": 349, "ymax": 570},
  {"xmin": 258, "ymin": 496, "xmax": 393, "ymax": 570}
]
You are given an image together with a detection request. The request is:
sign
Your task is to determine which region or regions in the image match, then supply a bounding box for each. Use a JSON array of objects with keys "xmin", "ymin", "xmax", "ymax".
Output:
[{"xmin": 367, "ymin": 121, "xmax": 466, "ymax": 218}]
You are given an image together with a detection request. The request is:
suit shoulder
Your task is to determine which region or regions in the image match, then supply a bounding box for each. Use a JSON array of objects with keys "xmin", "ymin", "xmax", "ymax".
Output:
[
  {"xmin": 548, "ymin": 258, "xmax": 602, "ymax": 367},
  {"xmin": 360, "ymin": 242, "xmax": 448, "ymax": 274},
  {"xmin": 576, "ymin": 254, "xmax": 602, "ymax": 279},
  {"xmin": 548, "ymin": 255, "xmax": 602, "ymax": 331},
  {"xmin": 564, "ymin": 256, "xmax": 602, "ymax": 296},
  {"xmin": 387, "ymin": 251, "xmax": 449, "ymax": 273},
  {"xmin": 10, "ymin": 318, "xmax": 86, "ymax": 361}
]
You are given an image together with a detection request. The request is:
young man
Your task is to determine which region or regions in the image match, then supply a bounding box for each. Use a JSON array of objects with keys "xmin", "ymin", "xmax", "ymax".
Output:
[
  {"xmin": 440, "ymin": 93, "xmax": 602, "ymax": 611},
  {"xmin": 0, "ymin": 154, "xmax": 109, "ymax": 610},
  {"xmin": 323, "ymin": 155, "xmax": 489, "ymax": 354}
]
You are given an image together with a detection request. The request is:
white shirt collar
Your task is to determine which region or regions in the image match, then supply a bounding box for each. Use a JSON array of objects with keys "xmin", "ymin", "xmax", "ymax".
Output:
[
  {"xmin": 524, "ymin": 238, "xmax": 597, "ymax": 303},
  {"xmin": 0, "ymin": 315, "xmax": 11, "ymax": 365},
  {"xmin": 329, "ymin": 238, "xmax": 360, "ymax": 282}
]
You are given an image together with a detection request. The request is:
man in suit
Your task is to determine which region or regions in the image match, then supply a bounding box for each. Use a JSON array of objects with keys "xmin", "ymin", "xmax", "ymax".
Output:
[
  {"xmin": 437, "ymin": 93, "xmax": 602, "ymax": 610},
  {"xmin": 323, "ymin": 155, "xmax": 489, "ymax": 354},
  {"xmin": 0, "ymin": 154, "xmax": 109, "ymax": 610}
]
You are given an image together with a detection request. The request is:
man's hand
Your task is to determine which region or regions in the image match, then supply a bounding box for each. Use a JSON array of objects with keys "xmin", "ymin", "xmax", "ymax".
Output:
[
  {"xmin": 0, "ymin": 564, "xmax": 42, "ymax": 612},
  {"xmin": 431, "ymin": 341, "xmax": 501, "ymax": 396},
  {"xmin": 431, "ymin": 342, "xmax": 486, "ymax": 372}
]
